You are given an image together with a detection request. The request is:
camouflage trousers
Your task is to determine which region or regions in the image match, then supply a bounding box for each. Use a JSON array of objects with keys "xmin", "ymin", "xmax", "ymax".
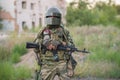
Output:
[
  {"xmin": 40, "ymin": 60, "xmax": 65, "ymax": 80},
  {"xmin": 39, "ymin": 59, "xmax": 76, "ymax": 80},
  {"xmin": 35, "ymin": 51, "xmax": 77, "ymax": 80}
]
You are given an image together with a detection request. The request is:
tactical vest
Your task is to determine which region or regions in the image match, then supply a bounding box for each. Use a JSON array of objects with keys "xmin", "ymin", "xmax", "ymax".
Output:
[{"xmin": 40, "ymin": 27, "xmax": 68, "ymax": 63}]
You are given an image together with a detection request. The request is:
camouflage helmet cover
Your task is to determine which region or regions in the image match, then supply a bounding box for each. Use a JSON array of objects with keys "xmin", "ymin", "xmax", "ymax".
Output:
[{"xmin": 45, "ymin": 7, "xmax": 61, "ymax": 26}]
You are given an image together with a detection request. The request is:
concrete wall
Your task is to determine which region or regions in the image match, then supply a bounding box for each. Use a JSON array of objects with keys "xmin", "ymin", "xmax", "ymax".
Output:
[
  {"xmin": 0, "ymin": 0, "xmax": 67, "ymax": 32},
  {"xmin": 15, "ymin": 0, "xmax": 41, "ymax": 32},
  {"xmin": 0, "ymin": 0, "xmax": 15, "ymax": 31}
]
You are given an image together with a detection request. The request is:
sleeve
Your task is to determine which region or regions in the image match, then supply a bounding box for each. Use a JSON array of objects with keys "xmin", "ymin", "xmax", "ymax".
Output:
[
  {"xmin": 33, "ymin": 28, "xmax": 44, "ymax": 43},
  {"xmin": 33, "ymin": 29, "xmax": 43, "ymax": 53}
]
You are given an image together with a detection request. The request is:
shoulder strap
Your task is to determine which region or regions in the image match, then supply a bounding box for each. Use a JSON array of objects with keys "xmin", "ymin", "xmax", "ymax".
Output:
[
  {"xmin": 33, "ymin": 27, "xmax": 45, "ymax": 42},
  {"xmin": 61, "ymin": 27, "xmax": 69, "ymax": 42}
]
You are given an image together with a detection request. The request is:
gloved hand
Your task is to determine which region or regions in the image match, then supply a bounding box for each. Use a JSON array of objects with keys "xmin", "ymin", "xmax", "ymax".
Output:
[
  {"xmin": 62, "ymin": 41, "xmax": 66, "ymax": 46},
  {"xmin": 47, "ymin": 43, "xmax": 56, "ymax": 50}
]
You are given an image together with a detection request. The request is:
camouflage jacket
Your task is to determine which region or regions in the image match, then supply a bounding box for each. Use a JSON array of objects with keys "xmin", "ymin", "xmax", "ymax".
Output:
[
  {"xmin": 33, "ymin": 26, "xmax": 75, "ymax": 61},
  {"xmin": 34, "ymin": 26, "xmax": 74, "ymax": 47}
]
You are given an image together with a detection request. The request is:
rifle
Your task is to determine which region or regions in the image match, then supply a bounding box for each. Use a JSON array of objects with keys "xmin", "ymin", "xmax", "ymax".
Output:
[
  {"xmin": 26, "ymin": 42, "xmax": 89, "ymax": 80},
  {"xmin": 26, "ymin": 42, "xmax": 90, "ymax": 53}
]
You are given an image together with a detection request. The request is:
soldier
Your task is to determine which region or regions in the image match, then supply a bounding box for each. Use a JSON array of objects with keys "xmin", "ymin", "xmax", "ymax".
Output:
[{"xmin": 34, "ymin": 7, "xmax": 77, "ymax": 80}]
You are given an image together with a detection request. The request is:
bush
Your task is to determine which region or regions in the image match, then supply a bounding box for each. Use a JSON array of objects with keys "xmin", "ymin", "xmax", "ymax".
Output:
[
  {"xmin": 88, "ymin": 46, "xmax": 120, "ymax": 66},
  {"xmin": 14, "ymin": 66, "xmax": 32, "ymax": 80},
  {"xmin": 0, "ymin": 62, "xmax": 14, "ymax": 80},
  {"xmin": 0, "ymin": 61, "xmax": 32, "ymax": 80},
  {"xmin": 12, "ymin": 43, "xmax": 27, "ymax": 56},
  {"xmin": 114, "ymin": 18, "xmax": 120, "ymax": 27},
  {"xmin": 69, "ymin": 26, "xmax": 120, "ymax": 78},
  {"xmin": 66, "ymin": 1, "xmax": 117, "ymax": 26},
  {"xmin": 0, "ymin": 33, "xmax": 33, "ymax": 63},
  {"xmin": 75, "ymin": 61, "xmax": 120, "ymax": 78},
  {"xmin": 10, "ymin": 44, "xmax": 27, "ymax": 63},
  {"xmin": 0, "ymin": 46, "xmax": 11, "ymax": 61},
  {"xmin": 10, "ymin": 52, "xmax": 21, "ymax": 63}
]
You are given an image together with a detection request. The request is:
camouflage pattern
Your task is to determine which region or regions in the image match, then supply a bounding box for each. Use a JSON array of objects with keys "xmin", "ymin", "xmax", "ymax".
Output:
[{"xmin": 34, "ymin": 26, "xmax": 76, "ymax": 80}]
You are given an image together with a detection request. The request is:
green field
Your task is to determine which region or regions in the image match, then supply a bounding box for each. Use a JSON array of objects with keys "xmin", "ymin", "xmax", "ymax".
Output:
[
  {"xmin": 70, "ymin": 26, "xmax": 120, "ymax": 78},
  {"xmin": 0, "ymin": 26, "xmax": 120, "ymax": 79}
]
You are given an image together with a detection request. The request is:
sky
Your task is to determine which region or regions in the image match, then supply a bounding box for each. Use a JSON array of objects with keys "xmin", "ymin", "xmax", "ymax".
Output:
[
  {"xmin": 115, "ymin": 0, "xmax": 120, "ymax": 4},
  {"xmin": 65, "ymin": 0, "xmax": 120, "ymax": 5}
]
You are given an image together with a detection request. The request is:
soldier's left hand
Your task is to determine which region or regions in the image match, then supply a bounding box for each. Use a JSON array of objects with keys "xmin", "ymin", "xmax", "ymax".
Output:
[
  {"xmin": 62, "ymin": 41, "xmax": 66, "ymax": 46},
  {"xmin": 47, "ymin": 44, "xmax": 57, "ymax": 50}
]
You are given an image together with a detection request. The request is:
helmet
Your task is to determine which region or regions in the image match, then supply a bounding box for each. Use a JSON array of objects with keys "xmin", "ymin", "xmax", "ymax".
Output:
[{"xmin": 45, "ymin": 7, "xmax": 61, "ymax": 27}]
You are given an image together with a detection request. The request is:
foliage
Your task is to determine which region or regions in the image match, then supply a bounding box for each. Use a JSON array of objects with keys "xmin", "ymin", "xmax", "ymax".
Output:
[
  {"xmin": 94, "ymin": 2, "xmax": 117, "ymax": 25},
  {"xmin": 14, "ymin": 66, "xmax": 32, "ymax": 80},
  {"xmin": 66, "ymin": 0, "xmax": 117, "ymax": 26},
  {"xmin": 0, "ymin": 62, "xmax": 14, "ymax": 80},
  {"xmin": 75, "ymin": 61, "xmax": 120, "ymax": 78},
  {"xmin": 115, "ymin": 5, "xmax": 120, "ymax": 14},
  {"xmin": 0, "ymin": 33, "xmax": 32, "ymax": 63},
  {"xmin": 0, "ymin": 33, "xmax": 34, "ymax": 80},
  {"xmin": 0, "ymin": 46, "xmax": 11, "ymax": 61},
  {"xmin": 12, "ymin": 43, "xmax": 27, "ymax": 56},
  {"xmin": 0, "ymin": 61, "xmax": 32, "ymax": 80},
  {"xmin": 69, "ymin": 26, "xmax": 120, "ymax": 78},
  {"xmin": 10, "ymin": 43, "xmax": 27, "ymax": 63},
  {"xmin": 88, "ymin": 45, "xmax": 120, "ymax": 66},
  {"xmin": 10, "ymin": 52, "xmax": 21, "ymax": 63},
  {"xmin": 114, "ymin": 16, "xmax": 120, "ymax": 27}
]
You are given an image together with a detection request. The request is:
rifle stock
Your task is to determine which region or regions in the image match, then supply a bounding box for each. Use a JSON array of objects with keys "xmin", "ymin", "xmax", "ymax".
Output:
[{"xmin": 26, "ymin": 42, "xmax": 39, "ymax": 49}]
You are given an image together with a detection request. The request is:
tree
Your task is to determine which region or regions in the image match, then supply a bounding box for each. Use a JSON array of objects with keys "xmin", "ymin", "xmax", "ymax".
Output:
[
  {"xmin": 115, "ymin": 5, "xmax": 120, "ymax": 14},
  {"xmin": 66, "ymin": 0, "xmax": 117, "ymax": 26}
]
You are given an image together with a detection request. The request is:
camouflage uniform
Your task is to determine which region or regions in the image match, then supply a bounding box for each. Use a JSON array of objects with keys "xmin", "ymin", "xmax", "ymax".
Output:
[
  {"xmin": 34, "ymin": 26, "xmax": 77, "ymax": 80},
  {"xmin": 33, "ymin": 7, "xmax": 77, "ymax": 80}
]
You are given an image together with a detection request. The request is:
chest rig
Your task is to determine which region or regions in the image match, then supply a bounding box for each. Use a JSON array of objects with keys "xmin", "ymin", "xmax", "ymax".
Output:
[
  {"xmin": 41, "ymin": 27, "xmax": 66, "ymax": 62},
  {"xmin": 42, "ymin": 27, "xmax": 65, "ymax": 44},
  {"xmin": 50, "ymin": 27, "xmax": 64, "ymax": 41}
]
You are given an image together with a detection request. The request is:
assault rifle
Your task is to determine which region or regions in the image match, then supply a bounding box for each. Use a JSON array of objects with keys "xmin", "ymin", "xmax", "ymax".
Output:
[
  {"xmin": 26, "ymin": 42, "xmax": 90, "ymax": 53},
  {"xmin": 26, "ymin": 42, "xmax": 89, "ymax": 80}
]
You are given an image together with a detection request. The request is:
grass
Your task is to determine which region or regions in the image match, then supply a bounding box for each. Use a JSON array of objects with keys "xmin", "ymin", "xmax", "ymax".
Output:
[
  {"xmin": 0, "ymin": 33, "xmax": 34, "ymax": 79},
  {"xmin": 68, "ymin": 26, "xmax": 120, "ymax": 78},
  {"xmin": 10, "ymin": 52, "xmax": 21, "ymax": 63},
  {"xmin": 0, "ymin": 62, "xmax": 14, "ymax": 80},
  {"xmin": 12, "ymin": 44, "xmax": 27, "ymax": 56},
  {"xmin": 88, "ymin": 47, "xmax": 120, "ymax": 66},
  {"xmin": 0, "ymin": 42, "xmax": 27, "ymax": 63},
  {"xmin": 14, "ymin": 66, "xmax": 32, "ymax": 80},
  {"xmin": 0, "ymin": 61, "xmax": 32, "ymax": 80},
  {"xmin": 9, "ymin": 33, "xmax": 34, "ymax": 63},
  {"xmin": 0, "ymin": 46, "xmax": 11, "ymax": 61},
  {"xmin": 0, "ymin": 26, "xmax": 120, "ymax": 79},
  {"xmin": 0, "ymin": 32, "xmax": 33, "ymax": 63},
  {"xmin": 75, "ymin": 61, "xmax": 120, "ymax": 78}
]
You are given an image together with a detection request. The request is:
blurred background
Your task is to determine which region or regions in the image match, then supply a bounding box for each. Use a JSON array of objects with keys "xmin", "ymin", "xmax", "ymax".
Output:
[{"xmin": 0, "ymin": 0, "xmax": 120, "ymax": 80}]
